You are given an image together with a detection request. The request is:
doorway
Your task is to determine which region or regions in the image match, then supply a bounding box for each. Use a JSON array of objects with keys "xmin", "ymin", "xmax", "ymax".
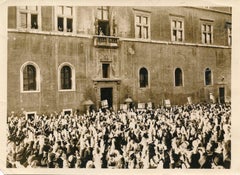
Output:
[
  {"xmin": 219, "ymin": 87, "xmax": 225, "ymax": 103},
  {"xmin": 101, "ymin": 87, "xmax": 113, "ymax": 108}
]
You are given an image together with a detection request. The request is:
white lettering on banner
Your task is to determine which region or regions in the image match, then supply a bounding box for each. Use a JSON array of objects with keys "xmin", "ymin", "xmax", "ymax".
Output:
[
  {"xmin": 187, "ymin": 97, "xmax": 192, "ymax": 104},
  {"xmin": 138, "ymin": 103, "xmax": 145, "ymax": 109},
  {"xmin": 101, "ymin": 100, "xmax": 108, "ymax": 108},
  {"xmin": 165, "ymin": 99, "xmax": 171, "ymax": 107}
]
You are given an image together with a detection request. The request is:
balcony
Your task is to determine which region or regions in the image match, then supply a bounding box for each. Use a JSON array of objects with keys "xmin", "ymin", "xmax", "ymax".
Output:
[{"xmin": 93, "ymin": 35, "xmax": 119, "ymax": 48}]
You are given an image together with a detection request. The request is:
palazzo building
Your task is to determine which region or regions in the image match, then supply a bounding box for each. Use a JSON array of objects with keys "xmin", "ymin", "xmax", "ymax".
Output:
[{"xmin": 7, "ymin": 6, "xmax": 231, "ymax": 115}]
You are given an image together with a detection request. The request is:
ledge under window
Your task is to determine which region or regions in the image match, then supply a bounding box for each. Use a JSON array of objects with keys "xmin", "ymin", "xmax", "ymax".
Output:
[
  {"xmin": 58, "ymin": 89, "xmax": 75, "ymax": 92},
  {"xmin": 21, "ymin": 90, "xmax": 40, "ymax": 93}
]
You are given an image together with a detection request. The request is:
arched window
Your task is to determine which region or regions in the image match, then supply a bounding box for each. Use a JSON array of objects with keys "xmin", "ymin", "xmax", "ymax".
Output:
[
  {"xmin": 23, "ymin": 65, "xmax": 36, "ymax": 91},
  {"xmin": 58, "ymin": 63, "xmax": 75, "ymax": 91},
  {"xmin": 61, "ymin": 66, "xmax": 72, "ymax": 89},
  {"xmin": 139, "ymin": 67, "xmax": 148, "ymax": 88},
  {"xmin": 20, "ymin": 62, "xmax": 40, "ymax": 92},
  {"xmin": 175, "ymin": 68, "xmax": 183, "ymax": 86},
  {"xmin": 205, "ymin": 68, "xmax": 212, "ymax": 85}
]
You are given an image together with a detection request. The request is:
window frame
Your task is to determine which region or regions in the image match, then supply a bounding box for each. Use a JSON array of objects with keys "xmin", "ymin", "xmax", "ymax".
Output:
[
  {"xmin": 134, "ymin": 10, "xmax": 151, "ymax": 40},
  {"xmin": 97, "ymin": 6, "xmax": 109, "ymax": 21},
  {"xmin": 170, "ymin": 17, "xmax": 184, "ymax": 42},
  {"xmin": 102, "ymin": 63, "xmax": 110, "ymax": 78},
  {"xmin": 61, "ymin": 65, "xmax": 72, "ymax": 90},
  {"xmin": 17, "ymin": 6, "xmax": 41, "ymax": 30},
  {"xmin": 227, "ymin": 23, "xmax": 232, "ymax": 46},
  {"xmin": 20, "ymin": 61, "xmax": 41, "ymax": 93},
  {"xmin": 174, "ymin": 67, "xmax": 184, "ymax": 87},
  {"xmin": 55, "ymin": 6, "xmax": 75, "ymax": 33},
  {"xmin": 201, "ymin": 23, "xmax": 213, "ymax": 44},
  {"xmin": 204, "ymin": 67, "xmax": 213, "ymax": 86},
  {"xmin": 139, "ymin": 67, "xmax": 149, "ymax": 88},
  {"xmin": 58, "ymin": 62, "xmax": 76, "ymax": 92}
]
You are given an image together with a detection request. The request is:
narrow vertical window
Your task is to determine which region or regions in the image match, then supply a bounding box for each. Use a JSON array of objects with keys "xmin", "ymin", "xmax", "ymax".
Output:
[
  {"xmin": 58, "ymin": 63, "xmax": 75, "ymax": 91},
  {"xmin": 227, "ymin": 23, "xmax": 232, "ymax": 46},
  {"xmin": 175, "ymin": 68, "xmax": 183, "ymax": 86},
  {"xmin": 102, "ymin": 63, "xmax": 110, "ymax": 78},
  {"xmin": 139, "ymin": 67, "xmax": 148, "ymax": 88},
  {"xmin": 57, "ymin": 17, "xmax": 64, "ymax": 31},
  {"xmin": 20, "ymin": 13, "xmax": 27, "ymax": 28},
  {"xmin": 23, "ymin": 65, "xmax": 36, "ymax": 91},
  {"xmin": 31, "ymin": 14, "xmax": 38, "ymax": 29},
  {"xmin": 67, "ymin": 18, "xmax": 73, "ymax": 32},
  {"xmin": 205, "ymin": 68, "xmax": 212, "ymax": 85},
  {"xmin": 61, "ymin": 66, "xmax": 72, "ymax": 89},
  {"xmin": 20, "ymin": 62, "xmax": 40, "ymax": 93}
]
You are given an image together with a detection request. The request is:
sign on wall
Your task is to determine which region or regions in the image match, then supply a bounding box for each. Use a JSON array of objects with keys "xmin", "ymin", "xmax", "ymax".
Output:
[
  {"xmin": 120, "ymin": 104, "xmax": 128, "ymax": 111},
  {"xmin": 138, "ymin": 103, "xmax": 146, "ymax": 109},
  {"xmin": 187, "ymin": 97, "xmax": 192, "ymax": 104},
  {"xmin": 101, "ymin": 100, "xmax": 108, "ymax": 108},
  {"xmin": 165, "ymin": 99, "xmax": 171, "ymax": 107}
]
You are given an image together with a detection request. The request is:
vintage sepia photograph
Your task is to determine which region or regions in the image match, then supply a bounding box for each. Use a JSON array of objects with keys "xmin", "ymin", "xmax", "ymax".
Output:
[{"xmin": 1, "ymin": 0, "xmax": 239, "ymax": 174}]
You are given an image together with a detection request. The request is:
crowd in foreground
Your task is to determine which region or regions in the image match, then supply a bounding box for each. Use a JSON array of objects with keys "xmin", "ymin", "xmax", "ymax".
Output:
[{"xmin": 7, "ymin": 103, "xmax": 231, "ymax": 169}]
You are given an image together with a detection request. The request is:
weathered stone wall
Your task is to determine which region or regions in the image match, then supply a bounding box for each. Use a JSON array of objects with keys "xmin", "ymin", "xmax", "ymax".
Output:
[{"xmin": 7, "ymin": 6, "xmax": 231, "ymax": 114}]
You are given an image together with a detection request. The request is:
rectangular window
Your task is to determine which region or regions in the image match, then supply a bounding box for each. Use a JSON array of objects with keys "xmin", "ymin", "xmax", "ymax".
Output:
[
  {"xmin": 57, "ymin": 6, "xmax": 73, "ymax": 32},
  {"xmin": 143, "ymin": 26, "xmax": 148, "ymax": 39},
  {"xmin": 136, "ymin": 16, "xmax": 141, "ymax": 23},
  {"xmin": 202, "ymin": 24, "xmax": 213, "ymax": 44},
  {"xmin": 171, "ymin": 19, "xmax": 184, "ymax": 42},
  {"xmin": 98, "ymin": 6, "xmax": 109, "ymax": 20},
  {"xmin": 58, "ymin": 17, "xmax": 64, "ymax": 31},
  {"xmin": 134, "ymin": 11, "xmax": 150, "ymax": 39},
  {"xmin": 205, "ymin": 68, "xmax": 212, "ymax": 86},
  {"xmin": 102, "ymin": 64, "xmax": 110, "ymax": 78},
  {"xmin": 31, "ymin": 14, "xmax": 38, "ymax": 29},
  {"xmin": 136, "ymin": 26, "xmax": 141, "ymax": 38},
  {"xmin": 18, "ymin": 6, "xmax": 40, "ymax": 30},
  {"xmin": 67, "ymin": 18, "xmax": 73, "ymax": 32},
  {"xmin": 65, "ymin": 6, "xmax": 72, "ymax": 16},
  {"xmin": 57, "ymin": 6, "xmax": 64, "ymax": 15},
  {"xmin": 20, "ymin": 13, "xmax": 27, "ymax": 28},
  {"xmin": 102, "ymin": 10, "xmax": 108, "ymax": 20}
]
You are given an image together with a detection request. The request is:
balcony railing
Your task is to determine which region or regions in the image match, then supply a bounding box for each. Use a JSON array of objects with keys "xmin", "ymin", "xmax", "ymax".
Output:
[{"xmin": 93, "ymin": 35, "xmax": 119, "ymax": 48}]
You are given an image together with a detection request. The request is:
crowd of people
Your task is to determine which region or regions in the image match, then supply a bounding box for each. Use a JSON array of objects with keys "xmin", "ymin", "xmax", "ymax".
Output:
[{"xmin": 7, "ymin": 103, "xmax": 231, "ymax": 169}]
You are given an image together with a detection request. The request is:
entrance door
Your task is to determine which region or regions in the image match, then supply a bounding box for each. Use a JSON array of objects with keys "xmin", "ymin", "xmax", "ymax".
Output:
[
  {"xmin": 101, "ymin": 87, "xmax": 113, "ymax": 108},
  {"xmin": 219, "ymin": 87, "xmax": 225, "ymax": 103}
]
